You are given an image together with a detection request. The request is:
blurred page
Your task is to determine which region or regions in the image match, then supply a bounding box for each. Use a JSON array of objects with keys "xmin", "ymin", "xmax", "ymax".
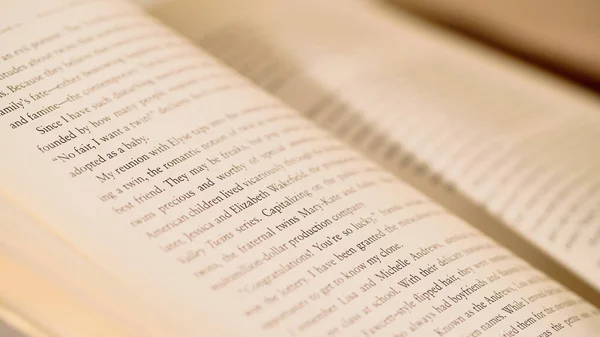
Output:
[
  {"xmin": 153, "ymin": 0, "xmax": 600, "ymax": 293},
  {"xmin": 390, "ymin": 0, "xmax": 600, "ymax": 86}
]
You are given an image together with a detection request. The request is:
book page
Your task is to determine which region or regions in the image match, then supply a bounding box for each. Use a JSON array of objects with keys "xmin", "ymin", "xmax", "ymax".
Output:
[
  {"xmin": 1, "ymin": 1, "xmax": 600, "ymax": 336},
  {"xmin": 0, "ymin": 195, "xmax": 169, "ymax": 337},
  {"xmin": 0, "ymin": 302, "xmax": 47, "ymax": 337},
  {"xmin": 0, "ymin": 254, "xmax": 132, "ymax": 337},
  {"xmin": 152, "ymin": 0, "xmax": 600, "ymax": 293},
  {"xmin": 390, "ymin": 0, "xmax": 600, "ymax": 84}
]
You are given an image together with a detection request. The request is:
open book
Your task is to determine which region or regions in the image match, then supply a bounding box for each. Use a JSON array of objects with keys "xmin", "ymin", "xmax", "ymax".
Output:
[{"xmin": 2, "ymin": 0, "xmax": 600, "ymax": 336}]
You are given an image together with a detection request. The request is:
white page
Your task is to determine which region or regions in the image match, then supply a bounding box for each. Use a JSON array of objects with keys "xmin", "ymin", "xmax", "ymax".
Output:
[
  {"xmin": 0, "ymin": 195, "xmax": 167, "ymax": 337},
  {"xmin": 0, "ymin": 255, "xmax": 133, "ymax": 337},
  {"xmin": 153, "ymin": 0, "xmax": 600, "ymax": 293},
  {"xmin": 1, "ymin": 1, "xmax": 600, "ymax": 336}
]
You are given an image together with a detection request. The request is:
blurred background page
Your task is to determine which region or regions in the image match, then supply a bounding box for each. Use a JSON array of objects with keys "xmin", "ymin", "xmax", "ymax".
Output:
[{"xmin": 391, "ymin": 0, "xmax": 600, "ymax": 90}]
